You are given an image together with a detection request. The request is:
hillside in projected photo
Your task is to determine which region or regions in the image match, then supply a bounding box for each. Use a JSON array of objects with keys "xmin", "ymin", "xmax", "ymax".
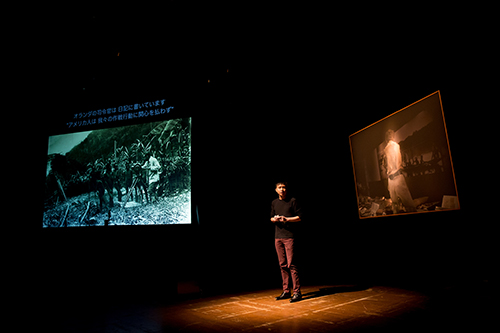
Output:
[{"xmin": 43, "ymin": 117, "xmax": 191, "ymax": 227}]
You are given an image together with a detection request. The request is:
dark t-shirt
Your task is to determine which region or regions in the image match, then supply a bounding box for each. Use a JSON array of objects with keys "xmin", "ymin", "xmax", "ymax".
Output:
[{"xmin": 270, "ymin": 197, "xmax": 303, "ymax": 239}]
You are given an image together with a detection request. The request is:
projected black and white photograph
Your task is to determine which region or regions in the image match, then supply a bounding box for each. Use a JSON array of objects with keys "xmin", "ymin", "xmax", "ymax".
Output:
[
  {"xmin": 349, "ymin": 91, "xmax": 459, "ymax": 218},
  {"xmin": 43, "ymin": 117, "xmax": 191, "ymax": 227}
]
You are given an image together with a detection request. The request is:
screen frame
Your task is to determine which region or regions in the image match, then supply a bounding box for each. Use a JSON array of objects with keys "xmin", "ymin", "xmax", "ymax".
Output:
[
  {"xmin": 41, "ymin": 97, "xmax": 196, "ymax": 229},
  {"xmin": 349, "ymin": 91, "xmax": 460, "ymax": 219}
]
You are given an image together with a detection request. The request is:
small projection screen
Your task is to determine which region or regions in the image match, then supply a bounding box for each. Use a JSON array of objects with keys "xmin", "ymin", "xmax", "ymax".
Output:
[
  {"xmin": 349, "ymin": 91, "xmax": 459, "ymax": 218},
  {"xmin": 43, "ymin": 101, "xmax": 191, "ymax": 227}
]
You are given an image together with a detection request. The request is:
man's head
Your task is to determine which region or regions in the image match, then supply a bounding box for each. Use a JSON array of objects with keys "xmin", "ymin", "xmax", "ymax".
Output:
[
  {"xmin": 385, "ymin": 129, "xmax": 395, "ymax": 143},
  {"xmin": 275, "ymin": 182, "xmax": 288, "ymax": 199}
]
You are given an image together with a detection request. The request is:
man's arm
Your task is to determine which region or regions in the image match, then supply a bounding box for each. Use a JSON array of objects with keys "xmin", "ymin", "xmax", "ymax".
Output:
[
  {"xmin": 280, "ymin": 216, "xmax": 301, "ymax": 222},
  {"xmin": 270, "ymin": 203, "xmax": 277, "ymax": 222},
  {"xmin": 271, "ymin": 215, "xmax": 300, "ymax": 222}
]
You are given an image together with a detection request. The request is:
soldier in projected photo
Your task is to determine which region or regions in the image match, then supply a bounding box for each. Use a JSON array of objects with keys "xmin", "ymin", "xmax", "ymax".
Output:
[
  {"xmin": 384, "ymin": 129, "xmax": 416, "ymax": 213},
  {"xmin": 142, "ymin": 151, "xmax": 162, "ymax": 203}
]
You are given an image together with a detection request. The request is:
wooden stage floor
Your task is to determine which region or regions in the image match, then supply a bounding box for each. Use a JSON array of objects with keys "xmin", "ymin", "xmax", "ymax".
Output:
[{"xmin": 43, "ymin": 283, "xmax": 492, "ymax": 332}]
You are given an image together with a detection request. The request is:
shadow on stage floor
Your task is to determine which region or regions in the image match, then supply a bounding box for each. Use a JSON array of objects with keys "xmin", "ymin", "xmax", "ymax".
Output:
[{"xmin": 300, "ymin": 284, "xmax": 371, "ymax": 301}]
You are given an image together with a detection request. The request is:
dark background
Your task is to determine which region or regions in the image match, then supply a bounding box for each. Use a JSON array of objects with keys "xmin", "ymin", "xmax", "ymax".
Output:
[{"xmin": 30, "ymin": 4, "xmax": 492, "ymax": 304}]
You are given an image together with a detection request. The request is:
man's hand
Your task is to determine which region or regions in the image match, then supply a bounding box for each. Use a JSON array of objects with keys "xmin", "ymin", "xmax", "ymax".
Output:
[{"xmin": 271, "ymin": 215, "xmax": 282, "ymax": 223}]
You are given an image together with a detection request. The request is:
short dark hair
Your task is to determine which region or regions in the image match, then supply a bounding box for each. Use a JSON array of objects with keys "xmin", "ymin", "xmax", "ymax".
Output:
[{"xmin": 275, "ymin": 181, "xmax": 288, "ymax": 188}]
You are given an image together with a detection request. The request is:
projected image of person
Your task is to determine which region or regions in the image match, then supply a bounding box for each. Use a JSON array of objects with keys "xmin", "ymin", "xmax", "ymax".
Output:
[
  {"xmin": 43, "ymin": 117, "xmax": 192, "ymax": 227},
  {"xmin": 384, "ymin": 130, "xmax": 416, "ymax": 213},
  {"xmin": 270, "ymin": 182, "xmax": 303, "ymax": 303},
  {"xmin": 142, "ymin": 151, "xmax": 162, "ymax": 203}
]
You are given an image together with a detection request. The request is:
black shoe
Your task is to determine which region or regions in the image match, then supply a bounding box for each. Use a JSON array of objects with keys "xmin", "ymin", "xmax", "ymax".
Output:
[
  {"xmin": 289, "ymin": 293, "xmax": 302, "ymax": 303},
  {"xmin": 275, "ymin": 291, "xmax": 291, "ymax": 300}
]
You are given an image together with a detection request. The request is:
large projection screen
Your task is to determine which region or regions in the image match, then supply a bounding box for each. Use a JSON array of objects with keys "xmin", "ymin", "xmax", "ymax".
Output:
[
  {"xmin": 43, "ymin": 114, "xmax": 191, "ymax": 227},
  {"xmin": 349, "ymin": 91, "xmax": 459, "ymax": 218}
]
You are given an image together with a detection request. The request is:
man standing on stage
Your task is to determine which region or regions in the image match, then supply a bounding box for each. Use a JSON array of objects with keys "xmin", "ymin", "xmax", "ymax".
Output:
[{"xmin": 270, "ymin": 182, "xmax": 303, "ymax": 303}]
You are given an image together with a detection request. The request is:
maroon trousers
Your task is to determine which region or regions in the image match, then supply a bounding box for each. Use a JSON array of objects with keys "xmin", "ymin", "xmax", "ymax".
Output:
[{"xmin": 274, "ymin": 238, "xmax": 301, "ymax": 294}]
